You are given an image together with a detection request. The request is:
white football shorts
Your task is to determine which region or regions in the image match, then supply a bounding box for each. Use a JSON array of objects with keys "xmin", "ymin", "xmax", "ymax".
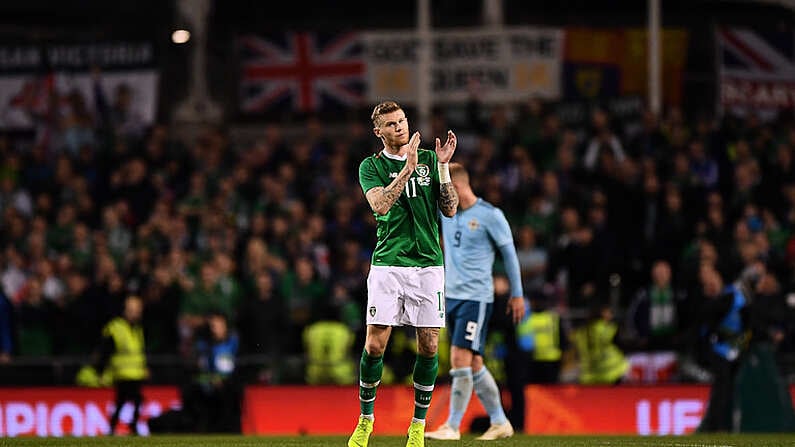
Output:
[{"xmin": 365, "ymin": 265, "xmax": 446, "ymax": 328}]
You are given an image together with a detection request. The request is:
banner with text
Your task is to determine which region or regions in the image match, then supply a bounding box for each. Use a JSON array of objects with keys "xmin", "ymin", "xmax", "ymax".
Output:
[
  {"xmin": 0, "ymin": 387, "xmax": 179, "ymax": 437},
  {"xmin": 718, "ymin": 27, "xmax": 795, "ymax": 111},
  {"xmin": 243, "ymin": 384, "xmax": 795, "ymax": 435},
  {"xmin": 362, "ymin": 27, "xmax": 563, "ymax": 104},
  {"xmin": 0, "ymin": 41, "xmax": 159, "ymax": 130},
  {"xmin": 3, "ymin": 384, "xmax": 794, "ymax": 437}
]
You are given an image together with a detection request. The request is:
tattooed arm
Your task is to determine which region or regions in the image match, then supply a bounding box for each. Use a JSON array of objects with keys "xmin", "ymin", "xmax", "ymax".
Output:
[
  {"xmin": 365, "ymin": 168, "xmax": 413, "ymax": 216},
  {"xmin": 438, "ymin": 182, "xmax": 458, "ymax": 217},
  {"xmin": 435, "ymin": 130, "xmax": 458, "ymax": 217}
]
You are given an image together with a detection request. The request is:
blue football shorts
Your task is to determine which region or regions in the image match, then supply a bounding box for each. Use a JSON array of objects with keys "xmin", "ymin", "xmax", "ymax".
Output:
[{"xmin": 446, "ymin": 298, "xmax": 493, "ymax": 354}]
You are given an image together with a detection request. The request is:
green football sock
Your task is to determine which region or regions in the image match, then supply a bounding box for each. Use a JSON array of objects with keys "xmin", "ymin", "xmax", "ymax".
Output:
[
  {"xmin": 412, "ymin": 353, "xmax": 439, "ymax": 420},
  {"xmin": 359, "ymin": 349, "xmax": 383, "ymax": 416}
]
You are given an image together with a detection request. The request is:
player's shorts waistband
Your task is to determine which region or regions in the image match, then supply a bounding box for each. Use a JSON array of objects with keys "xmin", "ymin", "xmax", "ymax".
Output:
[
  {"xmin": 446, "ymin": 296, "xmax": 495, "ymax": 303},
  {"xmin": 369, "ymin": 265, "xmax": 444, "ymax": 271}
]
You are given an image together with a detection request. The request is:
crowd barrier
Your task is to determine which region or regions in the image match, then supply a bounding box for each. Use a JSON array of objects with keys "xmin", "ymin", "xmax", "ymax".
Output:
[{"xmin": 1, "ymin": 385, "xmax": 794, "ymax": 436}]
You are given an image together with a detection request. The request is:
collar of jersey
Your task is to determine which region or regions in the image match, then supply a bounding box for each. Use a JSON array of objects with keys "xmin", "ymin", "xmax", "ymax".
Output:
[
  {"xmin": 459, "ymin": 198, "xmax": 482, "ymax": 214},
  {"xmin": 381, "ymin": 149, "xmax": 407, "ymax": 161}
]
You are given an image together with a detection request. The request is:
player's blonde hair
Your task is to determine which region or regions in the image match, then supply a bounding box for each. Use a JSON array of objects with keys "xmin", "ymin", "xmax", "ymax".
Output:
[
  {"xmin": 449, "ymin": 162, "xmax": 469, "ymax": 183},
  {"xmin": 371, "ymin": 101, "xmax": 402, "ymax": 126}
]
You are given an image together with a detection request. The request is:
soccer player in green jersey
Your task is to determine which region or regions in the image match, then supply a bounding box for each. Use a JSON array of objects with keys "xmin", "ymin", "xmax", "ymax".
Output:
[{"xmin": 348, "ymin": 101, "xmax": 459, "ymax": 447}]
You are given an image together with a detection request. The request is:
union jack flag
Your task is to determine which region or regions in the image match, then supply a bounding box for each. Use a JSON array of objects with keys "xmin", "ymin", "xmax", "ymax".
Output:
[
  {"xmin": 8, "ymin": 74, "xmax": 54, "ymax": 114},
  {"xmin": 719, "ymin": 27, "xmax": 795, "ymax": 79},
  {"xmin": 238, "ymin": 32, "xmax": 365, "ymax": 113},
  {"xmin": 718, "ymin": 27, "xmax": 795, "ymax": 109}
]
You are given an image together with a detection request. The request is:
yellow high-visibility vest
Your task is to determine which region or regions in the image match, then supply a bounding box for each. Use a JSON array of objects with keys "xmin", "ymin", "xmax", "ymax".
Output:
[
  {"xmin": 104, "ymin": 317, "xmax": 147, "ymax": 382},
  {"xmin": 525, "ymin": 312, "xmax": 562, "ymax": 362},
  {"xmin": 573, "ymin": 320, "xmax": 628, "ymax": 385},
  {"xmin": 303, "ymin": 321, "xmax": 355, "ymax": 385}
]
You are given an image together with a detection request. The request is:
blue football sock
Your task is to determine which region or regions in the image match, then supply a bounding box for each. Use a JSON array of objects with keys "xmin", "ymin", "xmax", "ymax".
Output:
[
  {"xmin": 473, "ymin": 366, "xmax": 508, "ymax": 425},
  {"xmin": 446, "ymin": 367, "xmax": 473, "ymax": 430}
]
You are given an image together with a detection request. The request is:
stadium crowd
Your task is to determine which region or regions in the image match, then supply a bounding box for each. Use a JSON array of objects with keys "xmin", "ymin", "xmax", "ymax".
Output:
[{"xmin": 1, "ymin": 83, "xmax": 794, "ymax": 385}]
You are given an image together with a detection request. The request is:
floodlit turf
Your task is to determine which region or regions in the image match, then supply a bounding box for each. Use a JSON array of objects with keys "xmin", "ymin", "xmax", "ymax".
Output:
[{"xmin": 2, "ymin": 434, "xmax": 795, "ymax": 447}]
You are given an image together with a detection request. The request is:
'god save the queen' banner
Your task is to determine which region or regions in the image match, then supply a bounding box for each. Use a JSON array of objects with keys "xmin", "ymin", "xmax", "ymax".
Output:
[{"xmin": 361, "ymin": 27, "xmax": 563, "ymax": 104}]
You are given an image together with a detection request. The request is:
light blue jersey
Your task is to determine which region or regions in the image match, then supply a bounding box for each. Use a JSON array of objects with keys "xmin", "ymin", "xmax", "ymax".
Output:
[{"xmin": 441, "ymin": 198, "xmax": 524, "ymax": 303}]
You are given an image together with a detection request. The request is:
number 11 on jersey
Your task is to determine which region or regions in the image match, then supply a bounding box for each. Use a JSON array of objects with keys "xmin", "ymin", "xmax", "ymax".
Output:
[{"xmin": 404, "ymin": 177, "xmax": 418, "ymax": 197}]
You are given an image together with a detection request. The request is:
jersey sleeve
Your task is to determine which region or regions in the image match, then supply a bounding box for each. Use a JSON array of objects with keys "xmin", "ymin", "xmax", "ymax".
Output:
[
  {"xmin": 487, "ymin": 208, "xmax": 514, "ymax": 247},
  {"xmin": 489, "ymin": 208, "xmax": 524, "ymax": 298},
  {"xmin": 359, "ymin": 157, "xmax": 382, "ymax": 194}
]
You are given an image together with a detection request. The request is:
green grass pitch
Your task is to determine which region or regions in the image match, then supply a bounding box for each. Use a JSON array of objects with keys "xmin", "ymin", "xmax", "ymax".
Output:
[{"xmin": 2, "ymin": 435, "xmax": 795, "ymax": 447}]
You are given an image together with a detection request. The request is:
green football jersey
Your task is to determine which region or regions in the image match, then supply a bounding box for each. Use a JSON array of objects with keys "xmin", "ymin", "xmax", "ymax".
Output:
[{"xmin": 359, "ymin": 148, "xmax": 443, "ymax": 267}]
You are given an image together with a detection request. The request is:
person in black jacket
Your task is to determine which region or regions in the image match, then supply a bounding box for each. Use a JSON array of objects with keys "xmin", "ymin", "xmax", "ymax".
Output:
[
  {"xmin": 697, "ymin": 260, "xmax": 795, "ymax": 432},
  {"xmin": 696, "ymin": 265, "xmax": 749, "ymax": 432}
]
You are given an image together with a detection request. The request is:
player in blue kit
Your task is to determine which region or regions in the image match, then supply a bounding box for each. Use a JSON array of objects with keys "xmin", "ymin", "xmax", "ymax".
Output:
[{"xmin": 425, "ymin": 162, "xmax": 526, "ymax": 441}]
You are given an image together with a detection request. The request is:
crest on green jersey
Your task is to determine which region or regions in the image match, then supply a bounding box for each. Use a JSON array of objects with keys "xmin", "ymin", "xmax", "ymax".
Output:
[
  {"xmin": 415, "ymin": 164, "xmax": 429, "ymax": 177},
  {"xmin": 369, "ymin": 306, "xmax": 377, "ymax": 317}
]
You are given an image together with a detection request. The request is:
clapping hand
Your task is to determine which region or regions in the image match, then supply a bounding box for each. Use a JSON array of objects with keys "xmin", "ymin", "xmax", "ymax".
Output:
[{"xmin": 435, "ymin": 130, "xmax": 456, "ymax": 163}]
